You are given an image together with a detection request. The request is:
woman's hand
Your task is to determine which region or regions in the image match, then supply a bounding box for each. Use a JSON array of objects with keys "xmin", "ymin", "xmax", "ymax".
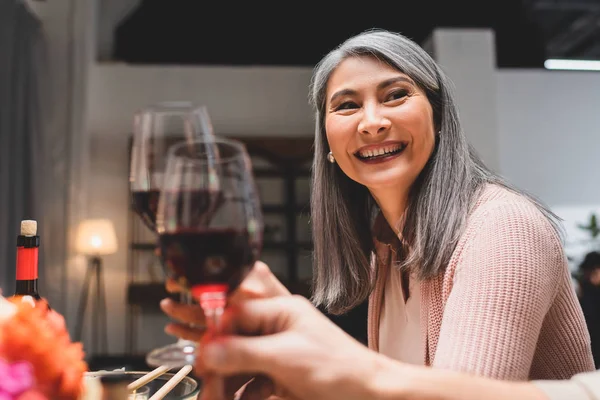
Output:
[
  {"xmin": 197, "ymin": 295, "xmax": 389, "ymax": 400},
  {"xmin": 161, "ymin": 261, "xmax": 290, "ymax": 340},
  {"xmin": 160, "ymin": 261, "xmax": 291, "ymax": 398}
]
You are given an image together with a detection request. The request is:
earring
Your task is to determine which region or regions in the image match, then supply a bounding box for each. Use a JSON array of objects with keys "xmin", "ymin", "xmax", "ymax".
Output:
[{"xmin": 327, "ymin": 151, "xmax": 335, "ymax": 164}]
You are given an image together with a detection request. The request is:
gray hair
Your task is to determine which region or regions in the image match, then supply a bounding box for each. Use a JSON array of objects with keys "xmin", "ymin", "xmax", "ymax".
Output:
[{"xmin": 309, "ymin": 29, "xmax": 563, "ymax": 314}]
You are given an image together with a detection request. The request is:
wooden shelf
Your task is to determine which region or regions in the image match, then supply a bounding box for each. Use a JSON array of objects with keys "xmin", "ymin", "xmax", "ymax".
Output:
[
  {"xmin": 130, "ymin": 243, "xmax": 156, "ymax": 251},
  {"xmin": 127, "ymin": 282, "xmax": 177, "ymax": 308},
  {"xmin": 262, "ymin": 204, "xmax": 310, "ymax": 214},
  {"xmin": 231, "ymin": 136, "xmax": 314, "ymax": 285},
  {"xmin": 131, "ymin": 240, "xmax": 313, "ymax": 252},
  {"xmin": 254, "ymin": 168, "xmax": 310, "ymax": 178},
  {"xmin": 262, "ymin": 241, "xmax": 313, "ymax": 251}
]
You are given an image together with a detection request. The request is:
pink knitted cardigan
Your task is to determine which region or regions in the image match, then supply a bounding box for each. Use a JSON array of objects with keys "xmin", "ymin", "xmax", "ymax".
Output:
[{"xmin": 367, "ymin": 184, "xmax": 595, "ymax": 380}]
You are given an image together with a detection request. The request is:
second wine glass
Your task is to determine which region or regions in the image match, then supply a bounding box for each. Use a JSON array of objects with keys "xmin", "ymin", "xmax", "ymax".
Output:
[{"xmin": 129, "ymin": 101, "xmax": 216, "ymax": 368}]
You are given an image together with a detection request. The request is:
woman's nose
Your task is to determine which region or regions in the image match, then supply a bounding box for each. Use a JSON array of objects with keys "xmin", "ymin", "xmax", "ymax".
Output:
[{"xmin": 358, "ymin": 105, "xmax": 392, "ymax": 136}]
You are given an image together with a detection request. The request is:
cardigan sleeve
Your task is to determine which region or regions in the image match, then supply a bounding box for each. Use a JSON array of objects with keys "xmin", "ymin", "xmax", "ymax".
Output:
[
  {"xmin": 534, "ymin": 370, "xmax": 600, "ymax": 400},
  {"xmin": 432, "ymin": 200, "xmax": 566, "ymax": 380}
]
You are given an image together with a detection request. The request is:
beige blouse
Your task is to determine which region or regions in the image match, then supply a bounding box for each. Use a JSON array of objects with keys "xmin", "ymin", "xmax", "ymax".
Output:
[{"xmin": 378, "ymin": 267, "xmax": 423, "ymax": 365}]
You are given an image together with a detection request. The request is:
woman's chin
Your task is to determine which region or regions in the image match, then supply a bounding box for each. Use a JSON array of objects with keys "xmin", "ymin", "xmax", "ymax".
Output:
[{"xmin": 357, "ymin": 168, "xmax": 414, "ymax": 192}]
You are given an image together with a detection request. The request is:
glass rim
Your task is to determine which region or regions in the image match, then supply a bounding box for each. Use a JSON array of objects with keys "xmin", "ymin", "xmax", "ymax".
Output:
[{"xmin": 166, "ymin": 136, "xmax": 248, "ymax": 165}]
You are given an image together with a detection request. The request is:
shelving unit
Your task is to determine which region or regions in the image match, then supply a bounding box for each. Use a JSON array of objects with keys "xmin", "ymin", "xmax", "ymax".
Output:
[{"xmin": 228, "ymin": 136, "xmax": 315, "ymax": 294}]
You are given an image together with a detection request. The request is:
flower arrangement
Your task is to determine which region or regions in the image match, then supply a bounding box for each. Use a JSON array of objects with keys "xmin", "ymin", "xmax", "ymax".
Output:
[{"xmin": 0, "ymin": 295, "xmax": 88, "ymax": 400}]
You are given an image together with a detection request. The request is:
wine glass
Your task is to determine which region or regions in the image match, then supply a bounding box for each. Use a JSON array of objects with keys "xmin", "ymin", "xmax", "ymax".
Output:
[
  {"xmin": 129, "ymin": 101, "xmax": 216, "ymax": 368},
  {"xmin": 156, "ymin": 137, "xmax": 263, "ymax": 394}
]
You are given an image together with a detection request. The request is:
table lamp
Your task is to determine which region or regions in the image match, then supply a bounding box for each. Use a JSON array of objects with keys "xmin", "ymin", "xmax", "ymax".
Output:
[{"xmin": 74, "ymin": 219, "xmax": 118, "ymax": 356}]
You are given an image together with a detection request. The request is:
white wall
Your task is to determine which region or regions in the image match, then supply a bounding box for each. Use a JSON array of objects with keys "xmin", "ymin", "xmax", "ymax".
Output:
[
  {"xmin": 87, "ymin": 64, "xmax": 314, "ymax": 137},
  {"xmin": 428, "ymin": 29, "xmax": 500, "ymax": 172},
  {"xmin": 86, "ymin": 63, "xmax": 314, "ymax": 353},
  {"xmin": 497, "ymin": 70, "xmax": 600, "ymax": 205}
]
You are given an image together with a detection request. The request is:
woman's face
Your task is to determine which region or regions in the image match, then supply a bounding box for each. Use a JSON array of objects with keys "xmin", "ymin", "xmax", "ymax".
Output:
[{"xmin": 324, "ymin": 55, "xmax": 436, "ymax": 193}]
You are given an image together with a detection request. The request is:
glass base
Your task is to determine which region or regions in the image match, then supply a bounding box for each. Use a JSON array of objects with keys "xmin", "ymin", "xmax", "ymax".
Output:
[{"xmin": 146, "ymin": 340, "xmax": 197, "ymax": 368}]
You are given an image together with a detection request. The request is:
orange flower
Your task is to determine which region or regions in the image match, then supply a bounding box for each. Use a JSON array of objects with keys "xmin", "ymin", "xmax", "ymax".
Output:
[
  {"xmin": 17, "ymin": 389, "xmax": 47, "ymax": 400},
  {"xmin": 0, "ymin": 298, "xmax": 88, "ymax": 400}
]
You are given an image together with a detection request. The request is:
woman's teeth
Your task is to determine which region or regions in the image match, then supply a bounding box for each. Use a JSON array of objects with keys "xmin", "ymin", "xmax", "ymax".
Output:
[{"xmin": 357, "ymin": 143, "xmax": 406, "ymax": 159}]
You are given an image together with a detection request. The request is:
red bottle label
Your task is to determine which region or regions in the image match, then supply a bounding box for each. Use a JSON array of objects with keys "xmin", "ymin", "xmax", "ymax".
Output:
[{"xmin": 16, "ymin": 247, "xmax": 38, "ymax": 280}]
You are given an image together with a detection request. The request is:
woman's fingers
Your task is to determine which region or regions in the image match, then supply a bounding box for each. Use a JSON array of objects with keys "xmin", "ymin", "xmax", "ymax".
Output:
[
  {"xmin": 165, "ymin": 277, "xmax": 183, "ymax": 293},
  {"xmin": 164, "ymin": 323, "xmax": 205, "ymax": 342},
  {"xmin": 199, "ymin": 374, "xmax": 254, "ymax": 400},
  {"xmin": 165, "ymin": 261, "xmax": 288, "ymax": 301},
  {"xmin": 160, "ymin": 298, "xmax": 206, "ymax": 326},
  {"xmin": 226, "ymin": 375, "xmax": 255, "ymax": 399},
  {"xmin": 229, "ymin": 261, "xmax": 291, "ymax": 305},
  {"xmin": 239, "ymin": 375, "xmax": 275, "ymax": 400}
]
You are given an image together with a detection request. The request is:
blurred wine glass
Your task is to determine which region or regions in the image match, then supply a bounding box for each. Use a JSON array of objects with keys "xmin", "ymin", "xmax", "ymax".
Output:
[{"xmin": 129, "ymin": 101, "xmax": 216, "ymax": 368}]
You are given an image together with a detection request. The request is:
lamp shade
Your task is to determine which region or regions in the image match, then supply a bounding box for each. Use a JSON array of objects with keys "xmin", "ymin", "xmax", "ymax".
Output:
[{"xmin": 75, "ymin": 219, "xmax": 118, "ymax": 255}]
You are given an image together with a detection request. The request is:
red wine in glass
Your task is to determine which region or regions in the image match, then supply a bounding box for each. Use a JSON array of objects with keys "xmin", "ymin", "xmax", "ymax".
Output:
[
  {"xmin": 131, "ymin": 189, "xmax": 160, "ymax": 231},
  {"xmin": 159, "ymin": 228, "xmax": 254, "ymax": 293}
]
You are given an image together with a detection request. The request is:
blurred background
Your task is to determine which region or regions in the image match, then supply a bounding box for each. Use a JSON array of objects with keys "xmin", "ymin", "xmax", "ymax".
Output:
[{"xmin": 1, "ymin": 0, "xmax": 599, "ymax": 370}]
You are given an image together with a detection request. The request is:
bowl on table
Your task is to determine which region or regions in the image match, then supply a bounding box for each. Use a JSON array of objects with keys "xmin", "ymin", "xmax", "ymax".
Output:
[{"xmin": 85, "ymin": 370, "xmax": 201, "ymax": 399}]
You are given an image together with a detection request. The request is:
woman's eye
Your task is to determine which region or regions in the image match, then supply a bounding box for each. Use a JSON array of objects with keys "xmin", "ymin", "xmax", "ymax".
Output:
[
  {"xmin": 386, "ymin": 89, "xmax": 409, "ymax": 101},
  {"xmin": 335, "ymin": 101, "xmax": 358, "ymax": 111}
]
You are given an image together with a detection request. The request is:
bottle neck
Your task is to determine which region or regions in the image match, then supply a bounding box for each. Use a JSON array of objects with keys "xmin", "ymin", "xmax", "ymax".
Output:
[
  {"xmin": 15, "ymin": 279, "xmax": 40, "ymax": 299},
  {"xmin": 15, "ymin": 244, "xmax": 40, "ymax": 299},
  {"xmin": 16, "ymin": 246, "xmax": 38, "ymax": 280}
]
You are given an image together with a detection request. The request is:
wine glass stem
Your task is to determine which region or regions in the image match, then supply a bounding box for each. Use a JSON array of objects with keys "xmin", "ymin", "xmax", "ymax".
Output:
[
  {"xmin": 203, "ymin": 305, "xmax": 226, "ymax": 400},
  {"xmin": 198, "ymin": 288, "xmax": 227, "ymax": 400},
  {"xmin": 204, "ymin": 306, "xmax": 224, "ymax": 334},
  {"xmin": 176, "ymin": 291, "xmax": 196, "ymax": 346}
]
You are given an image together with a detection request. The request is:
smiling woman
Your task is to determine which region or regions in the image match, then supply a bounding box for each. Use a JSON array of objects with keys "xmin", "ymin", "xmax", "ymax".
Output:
[
  {"xmin": 161, "ymin": 29, "xmax": 595, "ymax": 399},
  {"xmin": 306, "ymin": 28, "xmax": 594, "ymax": 380}
]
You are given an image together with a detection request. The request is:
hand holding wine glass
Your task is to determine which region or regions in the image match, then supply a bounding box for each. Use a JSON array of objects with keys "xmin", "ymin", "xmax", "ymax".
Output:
[
  {"xmin": 161, "ymin": 261, "xmax": 290, "ymax": 342},
  {"xmin": 161, "ymin": 259, "xmax": 291, "ymax": 398},
  {"xmin": 157, "ymin": 136, "xmax": 264, "ymax": 399}
]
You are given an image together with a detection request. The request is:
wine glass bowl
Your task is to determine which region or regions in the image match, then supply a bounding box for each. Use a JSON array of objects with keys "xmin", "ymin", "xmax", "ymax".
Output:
[
  {"xmin": 129, "ymin": 101, "xmax": 214, "ymax": 232},
  {"xmin": 157, "ymin": 137, "xmax": 263, "ymax": 300}
]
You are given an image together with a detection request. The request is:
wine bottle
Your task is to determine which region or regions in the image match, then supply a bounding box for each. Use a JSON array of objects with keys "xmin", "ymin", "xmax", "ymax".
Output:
[{"xmin": 13, "ymin": 219, "xmax": 42, "ymax": 305}]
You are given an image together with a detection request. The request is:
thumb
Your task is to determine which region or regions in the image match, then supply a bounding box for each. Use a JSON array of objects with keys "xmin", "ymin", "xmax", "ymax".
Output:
[
  {"xmin": 230, "ymin": 295, "xmax": 301, "ymax": 334},
  {"xmin": 201, "ymin": 334, "xmax": 281, "ymax": 375}
]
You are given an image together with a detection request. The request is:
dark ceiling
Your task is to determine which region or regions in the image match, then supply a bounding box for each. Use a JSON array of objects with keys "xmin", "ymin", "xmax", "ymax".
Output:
[{"xmin": 112, "ymin": 0, "xmax": 600, "ymax": 68}]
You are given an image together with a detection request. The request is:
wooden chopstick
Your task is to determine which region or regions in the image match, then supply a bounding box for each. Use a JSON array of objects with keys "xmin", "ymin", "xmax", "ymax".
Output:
[
  {"xmin": 148, "ymin": 365, "xmax": 193, "ymax": 400},
  {"xmin": 127, "ymin": 365, "xmax": 172, "ymax": 392}
]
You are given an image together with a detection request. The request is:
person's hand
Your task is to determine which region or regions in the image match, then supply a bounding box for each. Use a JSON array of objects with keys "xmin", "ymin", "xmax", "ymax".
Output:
[
  {"xmin": 160, "ymin": 261, "xmax": 291, "ymax": 398},
  {"xmin": 161, "ymin": 261, "xmax": 290, "ymax": 340},
  {"xmin": 196, "ymin": 295, "xmax": 390, "ymax": 400}
]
